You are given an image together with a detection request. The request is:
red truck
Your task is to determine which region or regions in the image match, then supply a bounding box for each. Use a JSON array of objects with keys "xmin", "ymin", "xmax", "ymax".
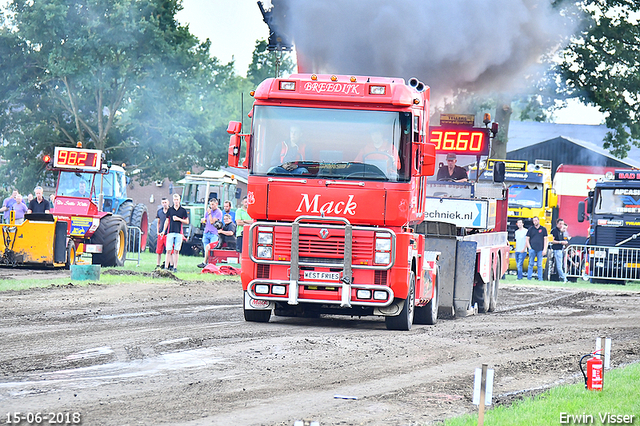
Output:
[{"xmin": 227, "ymin": 74, "xmax": 509, "ymax": 330}]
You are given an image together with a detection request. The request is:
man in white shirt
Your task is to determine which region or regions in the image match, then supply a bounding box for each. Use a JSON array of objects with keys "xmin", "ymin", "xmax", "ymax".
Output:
[{"xmin": 514, "ymin": 219, "xmax": 528, "ymax": 280}]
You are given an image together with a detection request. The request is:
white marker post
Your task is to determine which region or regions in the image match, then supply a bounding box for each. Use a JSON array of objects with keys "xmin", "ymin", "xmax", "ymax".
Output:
[
  {"xmin": 595, "ymin": 337, "xmax": 612, "ymax": 389},
  {"xmin": 473, "ymin": 364, "xmax": 494, "ymax": 426}
]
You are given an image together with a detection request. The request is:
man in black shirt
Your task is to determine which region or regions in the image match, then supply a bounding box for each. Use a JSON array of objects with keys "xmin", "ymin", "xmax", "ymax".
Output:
[
  {"xmin": 436, "ymin": 153, "xmax": 468, "ymax": 182},
  {"xmin": 27, "ymin": 186, "xmax": 51, "ymax": 214},
  {"xmin": 526, "ymin": 216, "xmax": 548, "ymax": 280},
  {"xmin": 550, "ymin": 218, "xmax": 568, "ymax": 283},
  {"xmin": 163, "ymin": 194, "xmax": 189, "ymax": 273},
  {"xmin": 155, "ymin": 197, "xmax": 170, "ymax": 269}
]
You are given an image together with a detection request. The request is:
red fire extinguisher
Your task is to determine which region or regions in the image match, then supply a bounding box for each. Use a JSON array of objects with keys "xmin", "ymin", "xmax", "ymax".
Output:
[{"xmin": 580, "ymin": 350, "xmax": 603, "ymax": 391}]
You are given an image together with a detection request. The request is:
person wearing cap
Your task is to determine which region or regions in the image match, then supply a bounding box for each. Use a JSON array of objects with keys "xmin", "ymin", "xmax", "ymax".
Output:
[{"xmin": 436, "ymin": 153, "xmax": 468, "ymax": 182}]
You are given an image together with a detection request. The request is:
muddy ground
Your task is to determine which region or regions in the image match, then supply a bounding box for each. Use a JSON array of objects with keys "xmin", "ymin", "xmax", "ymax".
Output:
[{"xmin": 1, "ymin": 272, "xmax": 639, "ymax": 426}]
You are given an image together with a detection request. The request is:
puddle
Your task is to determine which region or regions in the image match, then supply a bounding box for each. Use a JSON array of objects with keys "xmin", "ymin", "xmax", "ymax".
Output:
[{"xmin": 0, "ymin": 347, "xmax": 226, "ymax": 397}]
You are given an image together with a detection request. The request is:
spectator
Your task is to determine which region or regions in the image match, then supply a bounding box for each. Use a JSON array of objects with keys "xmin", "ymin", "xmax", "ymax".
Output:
[
  {"xmin": 219, "ymin": 214, "xmax": 237, "ymax": 250},
  {"xmin": 235, "ymin": 196, "xmax": 253, "ymax": 254},
  {"xmin": 197, "ymin": 198, "xmax": 223, "ymax": 268},
  {"xmin": 436, "ymin": 153, "xmax": 468, "ymax": 182},
  {"xmin": 550, "ymin": 218, "xmax": 569, "ymax": 283},
  {"xmin": 223, "ymin": 200, "xmax": 236, "ymax": 223},
  {"xmin": 13, "ymin": 194, "xmax": 28, "ymax": 225},
  {"xmin": 155, "ymin": 197, "xmax": 170, "ymax": 269},
  {"xmin": 526, "ymin": 216, "xmax": 548, "ymax": 281},
  {"xmin": 163, "ymin": 193, "xmax": 188, "ymax": 273},
  {"xmin": 514, "ymin": 219, "xmax": 528, "ymax": 280},
  {"xmin": 27, "ymin": 193, "xmax": 33, "ymax": 203},
  {"xmin": 1, "ymin": 189, "xmax": 18, "ymax": 223},
  {"xmin": 27, "ymin": 186, "xmax": 51, "ymax": 214}
]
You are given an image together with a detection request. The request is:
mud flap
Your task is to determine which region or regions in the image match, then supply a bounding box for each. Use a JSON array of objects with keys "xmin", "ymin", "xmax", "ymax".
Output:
[
  {"xmin": 53, "ymin": 221, "xmax": 68, "ymax": 264},
  {"xmin": 453, "ymin": 240, "xmax": 477, "ymax": 317}
]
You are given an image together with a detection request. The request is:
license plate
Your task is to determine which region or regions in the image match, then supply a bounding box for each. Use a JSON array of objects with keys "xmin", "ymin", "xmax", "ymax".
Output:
[{"xmin": 303, "ymin": 271, "xmax": 340, "ymax": 281}]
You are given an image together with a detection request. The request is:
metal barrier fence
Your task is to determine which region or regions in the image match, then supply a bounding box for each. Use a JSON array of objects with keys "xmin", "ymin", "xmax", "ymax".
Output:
[
  {"xmin": 562, "ymin": 244, "xmax": 640, "ymax": 282},
  {"xmin": 125, "ymin": 225, "xmax": 141, "ymax": 266}
]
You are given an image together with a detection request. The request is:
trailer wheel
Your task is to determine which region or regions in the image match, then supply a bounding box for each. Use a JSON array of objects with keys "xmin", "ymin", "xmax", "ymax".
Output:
[
  {"xmin": 243, "ymin": 292, "xmax": 271, "ymax": 323},
  {"xmin": 488, "ymin": 259, "xmax": 500, "ymax": 312},
  {"xmin": 473, "ymin": 271, "xmax": 491, "ymax": 314},
  {"xmin": 415, "ymin": 267, "xmax": 439, "ymax": 325},
  {"xmin": 91, "ymin": 215, "xmax": 127, "ymax": 267},
  {"xmin": 65, "ymin": 241, "xmax": 76, "ymax": 270},
  {"xmin": 385, "ymin": 272, "xmax": 415, "ymax": 331}
]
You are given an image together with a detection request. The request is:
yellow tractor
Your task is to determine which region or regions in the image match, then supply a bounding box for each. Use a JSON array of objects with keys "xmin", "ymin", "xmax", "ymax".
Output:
[{"xmin": 0, "ymin": 211, "xmax": 74, "ymax": 268}]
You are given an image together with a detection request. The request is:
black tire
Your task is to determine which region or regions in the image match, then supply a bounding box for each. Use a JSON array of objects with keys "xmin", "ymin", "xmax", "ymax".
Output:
[
  {"xmin": 91, "ymin": 215, "xmax": 127, "ymax": 267},
  {"xmin": 243, "ymin": 292, "xmax": 271, "ymax": 322},
  {"xmin": 130, "ymin": 203, "xmax": 149, "ymax": 251},
  {"xmin": 415, "ymin": 267, "xmax": 439, "ymax": 325},
  {"xmin": 385, "ymin": 272, "xmax": 415, "ymax": 331},
  {"xmin": 488, "ymin": 259, "xmax": 500, "ymax": 312},
  {"xmin": 65, "ymin": 241, "xmax": 76, "ymax": 270},
  {"xmin": 147, "ymin": 218, "xmax": 158, "ymax": 253},
  {"xmin": 116, "ymin": 201, "xmax": 134, "ymax": 222},
  {"xmin": 473, "ymin": 271, "xmax": 491, "ymax": 314}
]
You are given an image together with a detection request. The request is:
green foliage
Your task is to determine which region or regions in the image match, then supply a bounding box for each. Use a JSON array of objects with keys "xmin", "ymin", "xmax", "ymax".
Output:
[
  {"xmin": 246, "ymin": 39, "xmax": 295, "ymax": 86},
  {"xmin": 559, "ymin": 0, "xmax": 640, "ymax": 158}
]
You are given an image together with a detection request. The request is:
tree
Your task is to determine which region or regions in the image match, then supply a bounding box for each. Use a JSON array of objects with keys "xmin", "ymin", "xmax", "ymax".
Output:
[
  {"xmin": 559, "ymin": 0, "xmax": 640, "ymax": 158},
  {"xmin": 0, "ymin": 0, "xmax": 243, "ymax": 191}
]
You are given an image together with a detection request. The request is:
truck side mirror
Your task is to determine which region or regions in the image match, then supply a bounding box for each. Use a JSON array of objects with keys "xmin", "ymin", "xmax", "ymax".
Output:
[
  {"xmin": 227, "ymin": 121, "xmax": 246, "ymax": 169},
  {"xmin": 586, "ymin": 192, "xmax": 593, "ymax": 214},
  {"xmin": 493, "ymin": 161, "xmax": 505, "ymax": 183},
  {"xmin": 578, "ymin": 201, "xmax": 586, "ymax": 223},
  {"xmin": 420, "ymin": 143, "xmax": 436, "ymax": 177}
]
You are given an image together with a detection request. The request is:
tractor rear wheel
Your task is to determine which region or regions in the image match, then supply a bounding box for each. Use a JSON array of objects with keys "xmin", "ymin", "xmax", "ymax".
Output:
[
  {"xmin": 147, "ymin": 218, "xmax": 159, "ymax": 253},
  {"xmin": 116, "ymin": 201, "xmax": 134, "ymax": 222},
  {"xmin": 92, "ymin": 215, "xmax": 127, "ymax": 267},
  {"xmin": 128, "ymin": 203, "xmax": 149, "ymax": 252}
]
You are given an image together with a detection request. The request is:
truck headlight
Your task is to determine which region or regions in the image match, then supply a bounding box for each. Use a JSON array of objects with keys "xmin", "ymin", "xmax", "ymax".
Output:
[
  {"xmin": 375, "ymin": 252, "xmax": 390, "ymax": 264},
  {"xmin": 258, "ymin": 232, "xmax": 273, "ymax": 245},
  {"xmin": 257, "ymin": 246, "xmax": 272, "ymax": 259},
  {"xmin": 375, "ymin": 238, "xmax": 391, "ymax": 251}
]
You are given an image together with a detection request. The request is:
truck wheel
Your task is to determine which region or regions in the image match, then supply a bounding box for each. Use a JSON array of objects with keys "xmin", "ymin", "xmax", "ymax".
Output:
[
  {"xmin": 91, "ymin": 215, "xmax": 127, "ymax": 267},
  {"xmin": 415, "ymin": 267, "xmax": 439, "ymax": 325},
  {"xmin": 385, "ymin": 272, "xmax": 415, "ymax": 331},
  {"xmin": 65, "ymin": 241, "xmax": 76, "ymax": 270},
  {"xmin": 243, "ymin": 292, "xmax": 271, "ymax": 322},
  {"xmin": 488, "ymin": 259, "xmax": 500, "ymax": 312},
  {"xmin": 147, "ymin": 218, "xmax": 158, "ymax": 253},
  {"xmin": 130, "ymin": 203, "xmax": 149, "ymax": 251}
]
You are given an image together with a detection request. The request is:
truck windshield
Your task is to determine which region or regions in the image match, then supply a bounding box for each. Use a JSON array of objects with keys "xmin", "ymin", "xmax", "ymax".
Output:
[
  {"xmin": 250, "ymin": 106, "xmax": 411, "ymax": 182},
  {"xmin": 594, "ymin": 188, "xmax": 640, "ymax": 214},
  {"xmin": 508, "ymin": 185, "xmax": 543, "ymax": 208}
]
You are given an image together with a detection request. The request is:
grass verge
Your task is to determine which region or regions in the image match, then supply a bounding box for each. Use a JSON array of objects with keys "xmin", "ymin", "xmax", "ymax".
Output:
[
  {"xmin": 0, "ymin": 251, "xmax": 238, "ymax": 292},
  {"xmin": 443, "ymin": 361, "xmax": 640, "ymax": 426}
]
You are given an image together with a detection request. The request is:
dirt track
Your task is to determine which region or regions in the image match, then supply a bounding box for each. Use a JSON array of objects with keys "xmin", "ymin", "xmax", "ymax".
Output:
[{"xmin": 1, "ymin": 274, "xmax": 639, "ymax": 426}]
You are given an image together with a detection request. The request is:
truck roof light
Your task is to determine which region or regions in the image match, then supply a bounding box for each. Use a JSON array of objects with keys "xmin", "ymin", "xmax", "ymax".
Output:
[
  {"xmin": 369, "ymin": 85, "xmax": 386, "ymax": 95},
  {"xmin": 605, "ymin": 172, "xmax": 614, "ymax": 180},
  {"xmin": 43, "ymin": 154, "xmax": 51, "ymax": 163},
  {"xmin": 413, "ymin": 98, "xmax": 420, "ymax": 104},
  {"xmin": 331, "ymin": 75, "xmax": 338, "ymax": 81},
  {"xmin": 250, "ymin": 91, "xmax": 255, "ymax": 97},
  {"xmin": 311, "ymin": 74, "xmax": 318, "ymax": 80},
  {"xmin": 279, "ymin": 81, "xmax": 296, "ymax": 91},
  {"xmin": 350, "ymin": 76, "xmax": 357, "ymax": 82},
  {"xmin": 76, "ymin": 142, "xmax": 82, "ymax": 148}
]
